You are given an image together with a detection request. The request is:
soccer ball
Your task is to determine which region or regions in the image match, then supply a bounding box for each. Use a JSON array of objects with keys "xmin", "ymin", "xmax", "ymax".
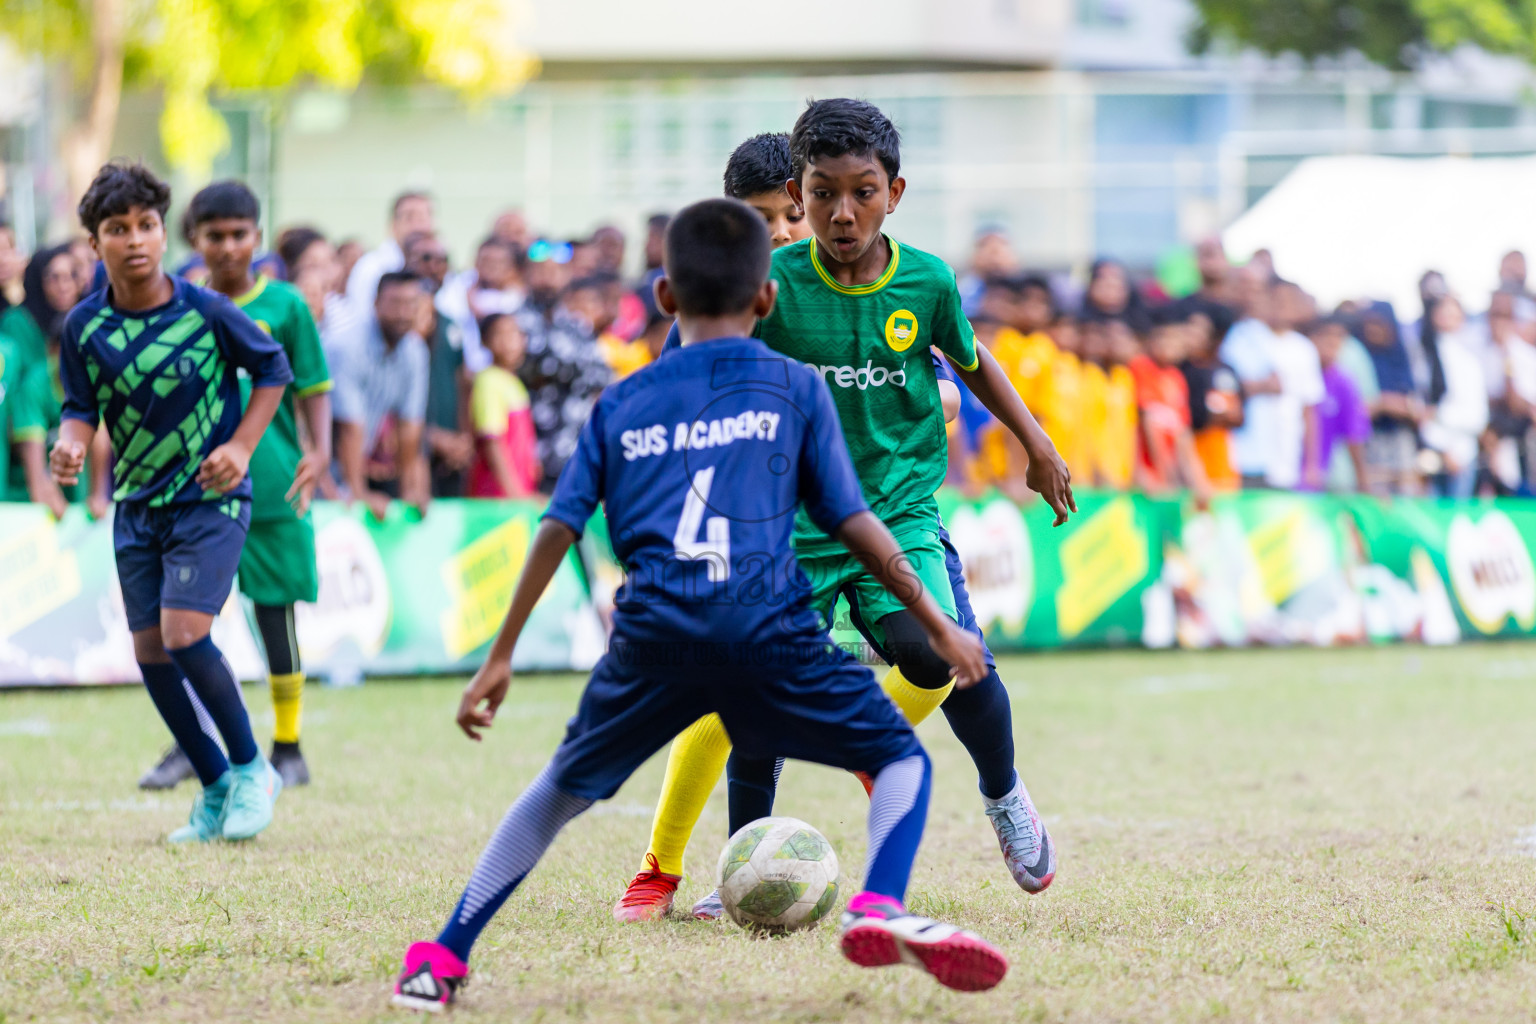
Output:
[{"xmin": 717, "ymin": 816, "xmax": 840, "ymax": 933}]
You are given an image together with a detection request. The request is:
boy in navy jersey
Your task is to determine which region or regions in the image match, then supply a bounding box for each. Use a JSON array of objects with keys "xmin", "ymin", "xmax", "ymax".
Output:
[
  {"xmin": 52, "ymin": 163, "xmax": 292, "ymax": 842},
  {"xmin": 391, "ymin": 199, "xmax": 1007, "ymax": 1012}
]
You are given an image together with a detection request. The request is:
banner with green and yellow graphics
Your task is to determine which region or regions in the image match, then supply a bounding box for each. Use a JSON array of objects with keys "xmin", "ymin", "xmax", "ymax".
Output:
[{"xmin": 6, "ymin": 490, "xmax": 1536, "ymax": 686}]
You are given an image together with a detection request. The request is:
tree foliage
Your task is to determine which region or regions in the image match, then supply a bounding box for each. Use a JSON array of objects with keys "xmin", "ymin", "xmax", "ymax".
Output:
[
  {"xmin": 0, "ymin": 0, "xmax": 537, "ymax": 181},
  {"xmin": 1189, "ymin": 0, "xmax": 1536, "ymax": 70}
]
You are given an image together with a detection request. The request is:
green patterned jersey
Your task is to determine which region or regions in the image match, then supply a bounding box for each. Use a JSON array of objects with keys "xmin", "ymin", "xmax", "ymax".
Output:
[
  {"xmin": 233, "ymin": 276, "xmax": 331, "ymax": 521},
  {"xmin": 756, "ymin": 236, "xmax": 978, "ymax": 549}
]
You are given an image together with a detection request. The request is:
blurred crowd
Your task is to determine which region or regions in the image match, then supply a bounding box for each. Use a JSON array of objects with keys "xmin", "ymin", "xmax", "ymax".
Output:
[
  {"xmin": 3, "ymin": 192, "xmax": 1535, "ymax": 519},
  {"xmin": 949, "ymin": 233, "xmax": 1536, "ymax": 504}
]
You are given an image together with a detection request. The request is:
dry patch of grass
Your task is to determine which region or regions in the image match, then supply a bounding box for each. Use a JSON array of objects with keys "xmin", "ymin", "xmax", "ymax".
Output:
[{"xmin": 6, "ymin": 645, "xmax": 1536, "ymax": 1022}]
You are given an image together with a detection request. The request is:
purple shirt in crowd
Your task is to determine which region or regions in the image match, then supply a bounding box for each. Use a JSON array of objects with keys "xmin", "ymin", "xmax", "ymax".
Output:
[{"xmin": 1310, "ymin": 364, "xmax": 1371, "ymax": 486}]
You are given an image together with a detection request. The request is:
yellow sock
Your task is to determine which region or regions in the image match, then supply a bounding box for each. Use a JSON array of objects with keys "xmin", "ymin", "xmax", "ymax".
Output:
[
  {"xmin": 642, "ymin": 713, "xmax": 733, "ymax": 876},
  {"xmin": 882, "ymin": 665, "xmax": 954, "ymax": 727},
  {"xmin": 270, "ymin": 672, "xmax": 305, "ymax": 744}
]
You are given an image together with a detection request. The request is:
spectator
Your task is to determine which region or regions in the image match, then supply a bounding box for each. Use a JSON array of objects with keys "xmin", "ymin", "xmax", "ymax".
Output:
[
  {"xmin": 1171, "ymin": 236, "xmax": 1240, "ymax": 343},
  {"xmin": 1079, "ymin": 258, "xmax": 1150, "ymax": 334},
  {"xmin": 1352, "ymin": 302, "xmax": 1422, "ymax": 496},
  {"xmin": 1129, "ymin": 307, "xmax": 1209, "ymax": 501},
  {"xmin": 276, "ymin": 226, "xmax": 355, "ymax": 355},
  {"xmin": 403, "ymin": 232, "xmax": 475, "ymax": 499},
  {"xmin": 1416, "ymin": 294, "xmax": 1489, "ymax": 498},
  {"xmin": 1223, "ymin": 275, "xmax": 1325, "ymax": 490},
  {"xmin": 437, "ymin": 236, "xmax": 523, "ymax": 373},
  {"xmin": 587, "ymin": 225, "xmax": 626, "ymax": 275},
  {"xmin": 335, "ymin": 238, "xmax": 364, "ymax": 289},
  {"xmin": 67, "ymin": 237, "xmax": 98, "ymax": 298},
  {"xmin": 1181, "ymin": 310, "xmax": 1245, "ymax": 492},
  {"xmin": 516, "ymin": 239, "xmax": 613, "ymax": 490},
  {"xmin": 1499, "ymin": 250, "xmax": 1531, "ymax": 302},
  {"xmin": 0, "ymin": 224, "xmax": 23, "ymax": 308},
  {"xmin": 1481, "ymin": 292, "xmax": 1536, "ymax": 492},
  {"xmin": 1307, "ymin": 316, "xmax": 1372, "ymax": 492},
  {"xmin": 568, "ymin": 272, "xmax": 649, "ymax": 380},
  {"xmin": 959, "ymin": 228, "xmax": 1019, "ymax": 317},
  {"xmin": 469, "ymin": 313, "xmax": 540, "ymax": 498},
  {"xmin": 1, "ymin": 245, "xmax": 110, "ymax": 517},
  {"xmin": 491, "ymin": 209, "xmax": 531, "ymax": 253},
  {"xmin": 642, "ymin": 213, "xmax": 670, "ymax": 272},
  {"xmin": 332, "ymin": 271, "xmax": 432, "ymax": 519},
  {"xmin": 1080, "ymin": 318, "xmax": 1140, "ymax": 489},
  {"xmin": 345, "ymin": 191, "xmax": 434, "ymax": 311}
]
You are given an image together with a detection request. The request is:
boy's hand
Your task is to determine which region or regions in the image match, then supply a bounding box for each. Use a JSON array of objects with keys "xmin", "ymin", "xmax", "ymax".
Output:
[
  {"xmin": 86, "ymin": 492, "xmax": 111, "ymax": 521},
  {"xmin": 197, "ymin": 441, "xmax": 252, "ymax": 494},
  {"xmin": 286, "ymin": 452, "xmax": 329, "ymax": 516},
  {"xmin": 458, "ymin": 660, "xmax": 512, "ymax": 740},
  {"xmin": 50, "ymin": 439, "xmax": 85, "ymax": 487},
  {"xmin": 361, "ymin": 489, "xmax": 391, "ymax": 522},
  {"xmin": 1024, "ymin": 445, "xmax": 1076, "ymax": 526},
  {"xmin": 927, "ymin": 620, "xmax": 988, "ymax": 689}
]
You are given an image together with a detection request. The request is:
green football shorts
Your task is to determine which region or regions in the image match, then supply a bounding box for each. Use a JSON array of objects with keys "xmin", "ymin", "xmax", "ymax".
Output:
[
  {"xmin": 797, "ymin": 510, "xmax": 958, "ymax": 648},
  {"xmin": 237, "ymin": 515, "xmax": 319, "ymax": 607}
]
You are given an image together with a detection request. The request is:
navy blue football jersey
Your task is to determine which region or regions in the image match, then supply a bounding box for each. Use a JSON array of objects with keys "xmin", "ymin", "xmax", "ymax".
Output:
[
  {"xmin": 543, "ymin": 336, "xmax": 868, "ymax": 646},
  {"xmin": 59, "ymin": 275, "xmax": 292, "ymax": 506}
]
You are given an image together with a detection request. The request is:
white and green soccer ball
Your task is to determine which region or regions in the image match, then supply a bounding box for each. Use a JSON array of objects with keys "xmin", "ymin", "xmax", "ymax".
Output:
[{"xmin": 717, "ymin": 816, "xmax": 841, "ymax": 933}]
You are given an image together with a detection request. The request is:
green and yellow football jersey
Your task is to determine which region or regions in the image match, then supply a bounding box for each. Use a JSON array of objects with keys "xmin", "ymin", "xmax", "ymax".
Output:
[
  {"xmin": 233, "ymin": 277, "xmax": 331, "ymax": 522},
  {"xmin": 756, "ymin": 236, "xmax": 978, "ymax": 549}
]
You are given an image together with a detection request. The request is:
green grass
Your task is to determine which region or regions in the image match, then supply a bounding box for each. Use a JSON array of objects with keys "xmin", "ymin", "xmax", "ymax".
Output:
[{"xmin": 7, "ymin": 645, "xmax": 1536, "ymax": 1022}]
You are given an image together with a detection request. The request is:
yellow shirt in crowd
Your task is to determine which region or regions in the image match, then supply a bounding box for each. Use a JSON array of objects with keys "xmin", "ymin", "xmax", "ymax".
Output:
[
  {"xmin": 986, "ymin": 327, "xmax": 1088, "ymax": 483},
  {"xmin": 599, "ymin": 332, "xmax": 652, "ymax": 380},
  {"xmin": 1080, "ymin": 361, "xmax": 1137, "ymax": 489}
]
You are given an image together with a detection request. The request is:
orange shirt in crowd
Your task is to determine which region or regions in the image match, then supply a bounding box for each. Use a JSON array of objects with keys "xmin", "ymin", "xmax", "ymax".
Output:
[
  {"xmin": 1128, "ymin": 354, "xmax": 1191, "ymax": 490},
  {"xmin": 468, "ymin": 365, "xmax": 541, "ymax": 498},
  {"xmin": 1083, "ymin": 361, "xmax": 1138, "ymax": 489}
]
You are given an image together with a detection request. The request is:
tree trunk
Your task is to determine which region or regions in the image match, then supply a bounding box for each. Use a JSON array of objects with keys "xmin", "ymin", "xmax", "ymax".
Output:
[{"xmin": 61, "ymin": 0, "xmax": 125, "ymax": 207}]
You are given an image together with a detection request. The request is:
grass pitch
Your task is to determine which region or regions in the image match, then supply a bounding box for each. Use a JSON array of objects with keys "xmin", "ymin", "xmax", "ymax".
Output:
[{"xmin": 7, "ymin": 645, "xmax": 1536, "ymax": 1023}]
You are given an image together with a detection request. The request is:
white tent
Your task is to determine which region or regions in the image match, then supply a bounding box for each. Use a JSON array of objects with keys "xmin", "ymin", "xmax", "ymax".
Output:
[{"xmin": 1222, "ymin": 154, "xmax": 1536, "ymax": 315}]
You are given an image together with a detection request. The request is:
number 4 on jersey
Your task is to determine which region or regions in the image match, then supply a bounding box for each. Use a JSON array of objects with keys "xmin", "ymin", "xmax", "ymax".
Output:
[{"xmin": 674, "ymin": 467, "xmax": 731, "ymax": 582}]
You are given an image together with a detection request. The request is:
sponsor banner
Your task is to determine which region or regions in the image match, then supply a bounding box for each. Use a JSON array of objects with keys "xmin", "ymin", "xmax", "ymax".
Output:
[
  {"xmin": 0, "ymin": 500, "xmax": 603, "ymax": 687},
  {"xmin": 7, "ymin": 489, "xmax": 1536, "ymax": 686}
]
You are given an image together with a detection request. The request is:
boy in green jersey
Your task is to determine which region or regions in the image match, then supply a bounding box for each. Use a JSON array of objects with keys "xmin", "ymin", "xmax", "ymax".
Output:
[
  {"xmin": 138, "ymin": 181, "xmax": 332, "ymax": 790},
  {"xmin": 617, "ymin": 102, "xmax": 1075, "ymax": 921}
]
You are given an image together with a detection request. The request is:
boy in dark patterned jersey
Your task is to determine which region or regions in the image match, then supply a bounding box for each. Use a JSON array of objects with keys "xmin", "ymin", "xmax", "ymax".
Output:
[
  {"xmin": 620, "ymin": 101, "xmax": 1074, "ymax": 919},
  {"xmin": 52, "ymin": 163, "xmax": 292, "ymax": 843},
  {"xmin": 137, "ymin": 180, "xmax": 332, "ymax": 791}
]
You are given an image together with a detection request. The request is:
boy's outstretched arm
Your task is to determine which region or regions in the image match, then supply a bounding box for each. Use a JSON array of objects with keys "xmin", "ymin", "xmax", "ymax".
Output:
[
  {"xmin": 456, "ymin": 518, "xmax": 578, "ymax": 740},
  {"xmin": 834, "ymin": 510, "xmax": 987, "ymax": 687},
  {"xmin": 950, "ymin": 344, "xmax": 1076, "ymax": 526}
]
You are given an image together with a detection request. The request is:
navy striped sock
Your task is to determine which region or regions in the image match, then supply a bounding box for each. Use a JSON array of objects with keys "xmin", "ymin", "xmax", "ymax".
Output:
[
  {"xmin": 140, "ymin": 661, "xmax": 228, "ymax": 785},
  {"xmin": 862, "ymin": 751, "xmax": 931, "ymax": 901},
  {"xmin": 167, "ymin": 635, "xmax": 258, "ymax": 767},
  {"xmin": 437, "ymin": 767, "xmax": 593, "ymax": 962}
]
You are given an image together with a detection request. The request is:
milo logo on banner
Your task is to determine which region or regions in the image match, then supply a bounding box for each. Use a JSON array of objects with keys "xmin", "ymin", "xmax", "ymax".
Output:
[
  {"xmin": 1446, "ymin": 511, "xmax": 1536, "ymax": 634},
  {"xmin": 947, "ymin": 498, "xmax": 1033, "ymax": 636}
]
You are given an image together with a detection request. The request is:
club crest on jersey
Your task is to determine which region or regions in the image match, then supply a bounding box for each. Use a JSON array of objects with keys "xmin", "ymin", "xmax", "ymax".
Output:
[
  {"xmin": 176, "ymin": 354, "xmax": 198, "ymax": 379},
  {"xmin": 884, "ymin": 309, "xmax": 918, "ymax": 352}
]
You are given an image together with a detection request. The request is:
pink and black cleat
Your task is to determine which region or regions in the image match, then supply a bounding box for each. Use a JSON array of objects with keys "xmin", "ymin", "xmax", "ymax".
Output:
[
  {"xmin": 839, "ymin": 891, "xmax": 1009, "ymax": 993},
  {"xmin": 391, "ymin": 941, "xmax": 468, "ymax": 1013}
]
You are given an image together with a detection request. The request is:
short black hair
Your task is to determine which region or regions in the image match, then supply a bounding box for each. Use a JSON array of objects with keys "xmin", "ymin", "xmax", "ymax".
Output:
[
  {"xmin": 569, "ymin": 271, "xmax": 621, "ymax": 294},
  {"xmin": 401, "ymin": 231, "xmax": 440, "ymax": 261},
  {"xmin": 1015, "ymin": 273, "xmax": 1054, "ymax": 305},
  {"xmin": 188, "ymin": 179, "xmax": 260, "ymax": 227},
  {"xmin": 789, "ymin": 98, "xmax": 901, "ymax": 183},
  {"xmin": 78, "ymin": 162, "xmax": 171, "ymax": 237},
  {"xmin": 392, "ymin": 191, "xmax": 431, "ymax": 218},
  {"xmin": 376, "ymin": 269, "xmax": 424, "ymax": 298},
  {"xmin": 723, "ymin": 133, "xmax": 793, "ymax": 199},
  {"xmin": 663, "ymin": 198, "xmax": 770, "ymax": 318},
  {"xmin": 276, "ymin": 225, "xmax": 326, "ymax": 273},
  {"xmin": 1149, "ymin": 303, "xmax": 1191, "ymax": 329}
]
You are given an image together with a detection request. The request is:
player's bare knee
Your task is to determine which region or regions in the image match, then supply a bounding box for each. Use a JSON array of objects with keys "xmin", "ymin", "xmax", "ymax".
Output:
[{"xmin": 160, "ymin": 610, "xmax": 214, "ymax": 651}]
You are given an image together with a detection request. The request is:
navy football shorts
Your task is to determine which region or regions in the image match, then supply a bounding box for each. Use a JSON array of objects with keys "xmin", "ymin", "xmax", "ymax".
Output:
[
  {"xmin": 114, "ymin": 497, "xmax": 251, "ymax": 632},
  {"xmin": 546, "ymin": 638, "xmax": 921, "ymax": 801}
]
